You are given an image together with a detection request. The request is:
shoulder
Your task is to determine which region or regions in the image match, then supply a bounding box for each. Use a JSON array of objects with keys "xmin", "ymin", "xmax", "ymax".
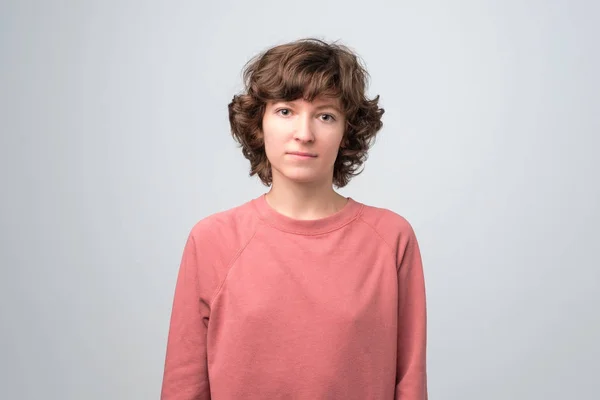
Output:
[
  {"xmin": 186, "ymin": 198, "xmax": 261, "ymax": 261},
  {"xmin": 360, "ymin": 198, "xmax": 419, "ymax": 263},
  {"xmin": 356, "ymin": 200, "xmax": 416, "ymax": 239},
  {"xmin": 354, "ymin": 199, "xmax": 420, "ymax": 261}
]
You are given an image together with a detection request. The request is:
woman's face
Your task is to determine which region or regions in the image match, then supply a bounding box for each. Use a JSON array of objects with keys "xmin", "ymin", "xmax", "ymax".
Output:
[{"xmin": 261, "ymin": 96, "xmax": 346, "ymax": 186}]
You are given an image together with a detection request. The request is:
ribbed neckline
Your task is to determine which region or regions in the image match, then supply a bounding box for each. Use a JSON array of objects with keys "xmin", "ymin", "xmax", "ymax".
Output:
[{"xmin": 251, "ymin": 193, "xmax": 364, "ymax": 235}]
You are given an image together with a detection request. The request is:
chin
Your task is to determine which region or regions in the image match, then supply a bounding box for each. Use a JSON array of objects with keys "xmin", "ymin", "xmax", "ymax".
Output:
[
  {"xmin": 284, "ymin": 173, "xmax": 319, "ymax": 184},
  {"xmin": 278, "ymin": 168, "xmax": 324, "ymax": 184}
]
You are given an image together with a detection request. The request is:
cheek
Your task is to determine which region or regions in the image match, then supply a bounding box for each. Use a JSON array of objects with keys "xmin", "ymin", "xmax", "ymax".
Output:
[
  {"xmin": 260, "ymin": 120, "xmax": 274, "ymax": 152},
  {"xmin": 261, "ymin": 130, "xmax": 284, "ymax": 161},
  {"xmin": 262, "ymin": 129, "xmax": 278, "ymax": 148},
  {"xmin": 324, "ymin": 132, "xmax": 345, "ymax": 155},
  {"xmin": 262, "ymin": 117, "xmax": 293, "ymax": 148}
]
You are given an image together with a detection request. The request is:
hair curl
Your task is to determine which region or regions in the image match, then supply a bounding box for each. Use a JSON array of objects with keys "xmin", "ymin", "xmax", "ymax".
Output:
[{"xmin": 228, "ymin": 38, "xmax": 384, "ymax": 188}]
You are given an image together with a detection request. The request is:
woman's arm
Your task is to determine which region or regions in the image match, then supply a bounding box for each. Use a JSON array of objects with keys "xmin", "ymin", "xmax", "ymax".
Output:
[
  {"xmin": 395, "ymin": 228, "xmax": 428, "ymax": 399},
  {"xmin": 161, "ymin": 233, "xmax": 211, "ymax": 400}
]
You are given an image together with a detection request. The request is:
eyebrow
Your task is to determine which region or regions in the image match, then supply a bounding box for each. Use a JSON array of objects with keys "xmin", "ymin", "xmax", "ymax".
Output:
[
  {"xmin": 278, "ymin": 101, "xmax": 342, "ymax": 114},
  {"xmin": 314, "ymin": 104, "xmax": 343, "ymax": 114}
]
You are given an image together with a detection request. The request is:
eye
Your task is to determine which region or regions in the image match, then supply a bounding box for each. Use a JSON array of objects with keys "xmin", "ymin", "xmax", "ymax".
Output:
[
  {"xmin": 276, "ymin": 108, "xmax": 292, "ymax": 117},
  {"xmin": 320, "ymin": 113, "xmax": 336, "ymax": 122}
]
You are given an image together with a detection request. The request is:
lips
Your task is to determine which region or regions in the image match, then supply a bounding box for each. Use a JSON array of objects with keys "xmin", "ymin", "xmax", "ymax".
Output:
[{"xmin": 287, "ymin": 151, "xmax": 317, "ymax": 157}]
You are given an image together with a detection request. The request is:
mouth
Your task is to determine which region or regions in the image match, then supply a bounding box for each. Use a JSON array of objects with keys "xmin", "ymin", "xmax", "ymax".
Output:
[{"xmin": 287, "ymin": 151, "xmax": 317, "ymax": 158}]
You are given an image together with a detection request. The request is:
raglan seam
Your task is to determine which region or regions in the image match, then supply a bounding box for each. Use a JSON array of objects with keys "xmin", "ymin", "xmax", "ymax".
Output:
[
  {"xmin": 208, "ymin": 222, "xmax": 260, "ymax": 309},
  {"xmin": 357, "ymin": 215, "xmax": 400, "ymax": 271}
]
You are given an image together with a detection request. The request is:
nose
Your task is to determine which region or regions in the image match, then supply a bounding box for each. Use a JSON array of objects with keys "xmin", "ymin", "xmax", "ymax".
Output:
[{"xmin": 293, "ymin": 114, "xmax": 315, "ymax": 143}]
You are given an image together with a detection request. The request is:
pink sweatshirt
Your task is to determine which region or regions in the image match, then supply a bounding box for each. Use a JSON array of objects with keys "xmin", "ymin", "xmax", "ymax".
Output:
[{"xmin": 161, "ymin": 194, "xmax": 428, "ymax": 399}]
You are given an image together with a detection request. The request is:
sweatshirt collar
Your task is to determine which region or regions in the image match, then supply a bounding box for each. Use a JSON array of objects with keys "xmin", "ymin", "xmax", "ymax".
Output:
[{"xmin": 252, "ymin": 193, "xmax": 363, "ymax": 235}]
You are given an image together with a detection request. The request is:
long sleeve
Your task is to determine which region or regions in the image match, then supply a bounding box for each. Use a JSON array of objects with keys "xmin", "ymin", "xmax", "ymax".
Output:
[
  {"xmin": 395, "ymin": 228, "xmax": 428, "ymax": 399},
  {"xmin": 161, "ymin": 233, "xmax": 211, "ymax": 400}
]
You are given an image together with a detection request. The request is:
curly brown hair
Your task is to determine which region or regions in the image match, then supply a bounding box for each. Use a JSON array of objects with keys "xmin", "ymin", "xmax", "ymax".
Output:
[{"xmin": 228, "ymin": 38, "xmax": 384, "ymax": 188}]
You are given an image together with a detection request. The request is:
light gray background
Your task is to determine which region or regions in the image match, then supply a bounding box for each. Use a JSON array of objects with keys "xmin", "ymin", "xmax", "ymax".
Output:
[{"xmin": 1, "ymin": 0, "xmax": 598, "ymax": 399}]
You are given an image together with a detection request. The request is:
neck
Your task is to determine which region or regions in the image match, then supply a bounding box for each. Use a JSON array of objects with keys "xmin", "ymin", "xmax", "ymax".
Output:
[{"xmin": 265, "ymin": 175, "xmax": 348, "ymax": 220}]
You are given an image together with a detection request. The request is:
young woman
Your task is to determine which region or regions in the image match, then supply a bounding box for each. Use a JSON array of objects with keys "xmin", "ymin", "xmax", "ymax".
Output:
[{"xmin": 161, "ymin": 38, "xmax": 428, "ymax": 400}]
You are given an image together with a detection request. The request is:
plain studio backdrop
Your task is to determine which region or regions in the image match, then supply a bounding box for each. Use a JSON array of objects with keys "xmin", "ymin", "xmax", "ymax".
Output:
[{"xmin": 1, "ymin": 0, "xmax": 598, "ymax": 399}]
